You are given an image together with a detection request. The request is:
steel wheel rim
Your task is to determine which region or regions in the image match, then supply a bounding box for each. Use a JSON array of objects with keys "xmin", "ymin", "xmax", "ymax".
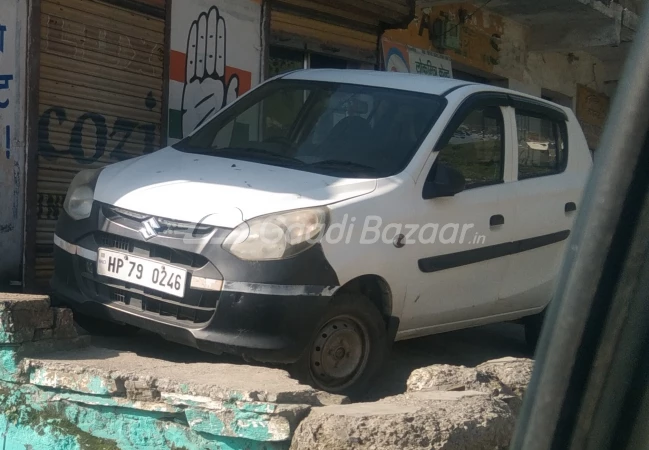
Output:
[{"xmin": 310, "ymin": 315, "xmax": 370, "ymax": 391}]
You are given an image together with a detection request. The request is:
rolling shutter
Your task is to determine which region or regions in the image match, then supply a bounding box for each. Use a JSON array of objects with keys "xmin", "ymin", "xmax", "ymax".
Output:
[
  {"xmin": 270, "ymin": 0, "xmax": 414, "ymax": 65},
  {"xmin": 36, "ymin": 0, "xmax": 165, "ymax": 284}
]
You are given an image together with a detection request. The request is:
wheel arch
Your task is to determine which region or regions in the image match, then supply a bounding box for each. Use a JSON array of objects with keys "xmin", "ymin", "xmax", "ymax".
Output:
[{"xmin": 337, "ymin": 275, "xmax": 393, "ymax": 322}]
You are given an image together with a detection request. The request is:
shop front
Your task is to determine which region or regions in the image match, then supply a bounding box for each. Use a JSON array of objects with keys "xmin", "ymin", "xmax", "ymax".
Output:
[
  {"xmin": 268, "ymin": 0, "xmax": 414, "ymax": 76},
  {"xmin": 29, "ymin": 0, "xmax": 168, "ymax": 286},
  {"xmin": 380, "ymin": 1, "xmax": 617, "ymax": 149},
  {"xmin": 381, "ymin": 2, "xmax": 505, "ymax": 83}
]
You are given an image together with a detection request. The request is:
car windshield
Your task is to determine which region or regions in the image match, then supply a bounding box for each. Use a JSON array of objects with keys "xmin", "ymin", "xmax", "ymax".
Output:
[{"xmin": 173, "ymin": 79, "xmax": 446, "ymax": 178}]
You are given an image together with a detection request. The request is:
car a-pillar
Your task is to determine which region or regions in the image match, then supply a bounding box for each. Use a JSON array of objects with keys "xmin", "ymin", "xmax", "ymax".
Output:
[{"xmin": 292, "ymin": 275, "xmax": 394, "ymax": 399}]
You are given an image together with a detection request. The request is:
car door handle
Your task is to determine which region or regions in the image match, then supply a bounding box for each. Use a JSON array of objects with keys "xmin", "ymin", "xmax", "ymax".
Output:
[
  {"xmin": 565, "ymin": 202, "xmax": 577, "ymax": 213},
  {"xmin": 490, "ymin": 215, "xmax": 505, "ymax": 227}
]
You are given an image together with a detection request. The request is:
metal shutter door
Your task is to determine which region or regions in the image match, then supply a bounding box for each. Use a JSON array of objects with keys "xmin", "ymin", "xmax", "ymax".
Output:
[
  {"xmin": 269, "ymin": 0, "xmax": 412, "ymax": 65},
  {"xmin": 36, "ymin": 0, "xmax": 165, "ymax": 284},
  {"xmin": 270, "ymin": 8, "xmax": 379, "ymax": 65}
]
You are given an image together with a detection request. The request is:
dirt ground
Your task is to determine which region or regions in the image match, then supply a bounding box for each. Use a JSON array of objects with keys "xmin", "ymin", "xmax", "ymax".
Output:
[{"xmin": 87, "ymin": 322, "xmax": 531, "ymax": 401}]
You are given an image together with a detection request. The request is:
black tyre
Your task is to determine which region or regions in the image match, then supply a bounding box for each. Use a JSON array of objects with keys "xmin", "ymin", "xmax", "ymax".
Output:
[
  {"xmin": 73, "ymin": 311, "xmax": 140, "ymax": 337},
  {"xmin": 292, "ymin": 294, "xmax": 388, "ymax": 399},
  {"xmin": 524, "ymin": 311, "xmax": 546, "ymax": 352}
]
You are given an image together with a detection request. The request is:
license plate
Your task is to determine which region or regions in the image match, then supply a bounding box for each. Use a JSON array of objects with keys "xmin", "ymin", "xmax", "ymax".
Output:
[{"xmin": 97, "ymin": 248, "xmax": 187, "ymax": 298}]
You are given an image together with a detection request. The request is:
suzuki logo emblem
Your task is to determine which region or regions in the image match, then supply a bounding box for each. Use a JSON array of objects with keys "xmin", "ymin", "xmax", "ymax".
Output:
[{"xmin": 140, "ymin": 217, "xmax": 162, "ymax": 240}]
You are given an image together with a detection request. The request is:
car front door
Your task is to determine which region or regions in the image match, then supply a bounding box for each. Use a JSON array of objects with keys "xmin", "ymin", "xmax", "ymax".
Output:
[{"xmin": 399, "ymin": 94, "xmax": 517, "ymax": 336}]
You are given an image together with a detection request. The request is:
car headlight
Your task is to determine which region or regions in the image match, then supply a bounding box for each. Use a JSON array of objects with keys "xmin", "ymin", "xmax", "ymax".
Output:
[
  {"xmin": 63, "ymin": 169, "xmax": 101, "ymax": 220},
  {"xmin": 222, "ymin": 207, "xmax": 329, "ymax": 260}
]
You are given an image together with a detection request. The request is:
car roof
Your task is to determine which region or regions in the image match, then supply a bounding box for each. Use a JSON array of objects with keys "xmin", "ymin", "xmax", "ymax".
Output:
[
  {"xmin": 280, "ymin": 69, "xmax": 572, "ymax": 116},
  {"xmin": 281, "ymin": 69, "xmax": 474, "ymax": 96}
]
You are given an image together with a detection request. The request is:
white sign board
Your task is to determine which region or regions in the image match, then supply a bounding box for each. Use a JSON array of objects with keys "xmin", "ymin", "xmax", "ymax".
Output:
[
  {"xmin": 409, "ymin": 48, "xmax": 453, "ymax": 78},
  {"xmin": 382, "ymin": 38, "xmax": 453, "ymax": 79}
]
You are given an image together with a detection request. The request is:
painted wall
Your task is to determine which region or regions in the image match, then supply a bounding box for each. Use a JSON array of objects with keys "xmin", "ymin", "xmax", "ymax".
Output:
[
  {"xmin": 167, "ymin": 0, "xmax": 262, "ymax": 143},
  {"xmin": 384, "ymin": 3, "xmax": 618, "ymax": 97},
  {"xmin": 383, "ymin": 2, "xmax": 617, "ymax": 147},
  {"xmin": 384, "ymin": 3, "xmax": 505, "ymax": 76},
  {"xmin": 0, "ymin": 0, "xmax": 28, "ymax": 283}
]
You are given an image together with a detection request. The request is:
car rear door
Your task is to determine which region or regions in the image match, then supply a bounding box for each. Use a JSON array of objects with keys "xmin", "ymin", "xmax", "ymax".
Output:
[{"xmin": 497, "ymin": 98, "xmax": 591, "ymax": 314}]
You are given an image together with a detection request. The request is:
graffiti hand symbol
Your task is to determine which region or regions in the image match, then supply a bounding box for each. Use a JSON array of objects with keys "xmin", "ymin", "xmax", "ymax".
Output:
[{"xmin": 181, "ymin": 6, "xmax": 239, "ymax": 137}]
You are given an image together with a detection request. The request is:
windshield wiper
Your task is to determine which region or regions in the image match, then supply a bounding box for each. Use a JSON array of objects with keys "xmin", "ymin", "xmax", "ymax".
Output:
[
  {"xmin": 187, "ymin": 146, "xmax": 305, "ymax": 165},
  {"xmin": 174, "ymin": 141, "xmax": 209, "ymax": 152},
  {"xmin": 309, "ymin": 160, "xmax": 379, "ymax": 173}
]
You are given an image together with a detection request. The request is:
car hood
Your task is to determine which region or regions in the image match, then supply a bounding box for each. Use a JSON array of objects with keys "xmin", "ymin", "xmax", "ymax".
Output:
[{"xmin": 94, "ymin": 147, "xmax": 377, "ymax": 228}]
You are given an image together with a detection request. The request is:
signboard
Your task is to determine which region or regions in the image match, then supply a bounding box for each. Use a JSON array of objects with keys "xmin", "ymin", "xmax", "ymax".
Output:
[
  {"xmin": 383, "ymin": 3, "xmax": 503, "ymax": 75},
  {"xmin": 382, "ymin": 38, "xmax": 453, "ymax": 78}
]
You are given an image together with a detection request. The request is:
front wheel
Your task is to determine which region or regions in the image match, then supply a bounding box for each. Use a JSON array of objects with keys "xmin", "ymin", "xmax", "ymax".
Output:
[{"xmin": 292, "ymin": 294, "xmax": 388, "ymax": 399}]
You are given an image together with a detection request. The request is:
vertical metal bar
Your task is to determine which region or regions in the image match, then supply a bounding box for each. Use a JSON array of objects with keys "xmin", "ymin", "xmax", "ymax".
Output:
[
  {"xmin": 585, "ymin": 190, "xmax": 649, "ymax": 448},
  {"xmin": 160, "ymin": 0, "xmax": 172, "ymax": 148},
  {"xmin": 510, "ymin": 7, "xmax": 649, "ymax": 450},
  {"xmin": 22, "ymin": 0, "xmax": 42, "ymax": 293},
  {"xmin": 260, "ymin": 0, "xmax": 271, "ymax": 82}
]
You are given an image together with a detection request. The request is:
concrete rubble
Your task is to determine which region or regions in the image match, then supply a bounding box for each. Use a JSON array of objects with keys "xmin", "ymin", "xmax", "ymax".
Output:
[
  {"xmin": 407, "ymin": 357, "xmax": 534, "ymax": 416},
  {"xmin": 0, "ymin": 294, "xmax": 535, "ymax": 449},
  {"xmin": 290, "ymin": 358, "xmax": 534, "ymax": 450},
  {"xmin": 20, "ymin": 351, "xmax": 342, "ymax": 444},
  {"xmin": 0, "ymin": 294, "xmax": 349, "ymax": 449},
  {"xmin": 0, "ymin": 293, "xmax": 90, "ymax": 383},
  {"xmin": 290, "ymin": 390, "xmax": 515, "ymax": 450}
]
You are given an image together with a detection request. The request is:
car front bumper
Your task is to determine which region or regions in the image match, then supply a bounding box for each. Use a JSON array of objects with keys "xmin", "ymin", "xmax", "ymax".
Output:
[{"xmin": 51, "ymin": 202, "xmax": 340, "ymax": 363}]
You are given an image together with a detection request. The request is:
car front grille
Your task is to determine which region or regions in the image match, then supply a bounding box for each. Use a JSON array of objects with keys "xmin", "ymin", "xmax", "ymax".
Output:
[
  {"xmin": 79, "ymin": 271, "xmax": 219, "ymax": 325},
  {"xmin": 102, "ymin": 204, "xmax": 215, "ymax": 238},
  {"xmin": 105, "ymin": 284, "xmax": 217, "ymax": 324},
  {"xmin": 99, "ymin": 233, "xmax": 131, "ymax": 252}
]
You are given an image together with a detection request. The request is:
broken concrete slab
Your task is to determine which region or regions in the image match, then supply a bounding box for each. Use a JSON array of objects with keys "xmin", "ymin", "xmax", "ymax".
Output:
[
  {"xmin": 0, "ymin": 294, "xmax": 81, "ymax": 346},
  {"xmin": 1, "ymin": 328, "xmax": 34, "ymax": 344},
  {"xmin": 11, "ymin": 345, "xmax": 348, "ymax": 444},
  {"xmin": 0, "ymin": 336, "xmax": 90, "ymax": 383},
  {"xmin": 406, "ymin": 357, "xmax": 534, "ymax": 416},
  {"xmin": 0, "ymin": 382, "xmax": 290, "ymax": 449},
  {"xmin": 23, "ymin": 346, "xmax": 347, "ymax": 406},
  {"xmin": 0, "ymin": 294, "xmax": 344, "ymax": 447},
  {"xmin": 0, "ymin": 295, "xmax": 89, "ymax": 383},
  {"xmin": 477, "ymin": 357, "xmax": 534, "ymax": 399},
  {"xmin": 0, "ymin": 293, "xmax": 50, "ymax": 311},
  {"xmin": 52, "ymin": 308, "xmax": 78, "ymax": 340},
  {"xmin": 9, "ymin": 347, "xmax": 331, "ymax": 444},
  {"xmin": 3, "ymin": 345, "xmax": 342, "ymax": 445},
  {"xmin": 290, "ymin": 390, "xmax": 516, "ymax": 450},
  {"xmin": 0, "ymin": 293, "xmax": 527, "ymax": 449},
  {"xmin": 0, "ymin": 296, "xmax": 53, "ymax": 344},
  {"xmin": 0, "ymin": 308, "xmax": 54, "ymax": 333}
]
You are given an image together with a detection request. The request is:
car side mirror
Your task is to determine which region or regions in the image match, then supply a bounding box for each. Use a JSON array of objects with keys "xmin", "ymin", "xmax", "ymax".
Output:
[{"xmin": 423, "ymin": 162, "xmax": 466, "ymax": 199}]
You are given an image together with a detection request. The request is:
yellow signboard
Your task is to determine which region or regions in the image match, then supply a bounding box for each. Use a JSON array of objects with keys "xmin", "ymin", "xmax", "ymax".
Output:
[{"xmin": 383, "ymin": 2, "xmax": 504, "ymax": 74}]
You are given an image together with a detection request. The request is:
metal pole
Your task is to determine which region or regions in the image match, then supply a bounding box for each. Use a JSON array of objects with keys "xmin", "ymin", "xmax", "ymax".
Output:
[{"xmin": 510, "ymin": 5, "xmax": 649, "ymax": 450}]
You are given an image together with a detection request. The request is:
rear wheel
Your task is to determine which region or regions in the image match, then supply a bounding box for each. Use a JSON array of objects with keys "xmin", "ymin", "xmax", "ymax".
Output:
[{"xmin": 293, "ymin": 294, "xmax": 388, "ymax": 399}]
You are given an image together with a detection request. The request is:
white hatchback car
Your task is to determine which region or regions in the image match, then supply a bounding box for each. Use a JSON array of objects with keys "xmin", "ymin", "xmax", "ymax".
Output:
[{"xmin": 52, "ymin": 70, "xmax": 592, "ymax": 396}]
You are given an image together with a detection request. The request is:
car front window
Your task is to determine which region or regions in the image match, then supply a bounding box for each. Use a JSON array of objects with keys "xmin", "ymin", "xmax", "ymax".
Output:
[{"xmin": 174, "ymin": 79, "xmax": 446, "ymax": 178}]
